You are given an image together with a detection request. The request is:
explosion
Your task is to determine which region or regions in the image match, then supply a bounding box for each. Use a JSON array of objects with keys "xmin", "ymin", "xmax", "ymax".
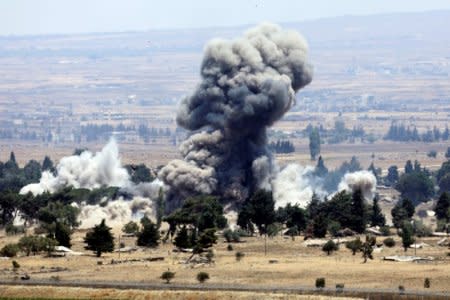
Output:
[{"xmin": 159, "ymin": 23, "xmax": 313, "ymax": 208}]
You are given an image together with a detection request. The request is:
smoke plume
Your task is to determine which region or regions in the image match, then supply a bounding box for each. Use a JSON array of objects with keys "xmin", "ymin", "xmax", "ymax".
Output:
[
  {"xmin": 20, "ymin": 139, "xmax": 162, "ymax": 228},
  {"xmin": 160, "ymin": 23, "xmax": 313, "ymax": 207},
  {"xmin": 20, "ymin": 139, "xmax": 130, "ymax": 195},
  {"xmin": 338, "ymin": 170, "xmax": 377, "ymax": 200}
]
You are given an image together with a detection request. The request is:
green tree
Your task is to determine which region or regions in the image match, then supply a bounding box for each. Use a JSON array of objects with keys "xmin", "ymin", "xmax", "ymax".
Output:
[
  {"xmin": 0, "ymin": 191, "xmax": 21, "ymax": 226},
  {"xmin": 239, "ymin": 189, "xmax": 275, "ymax": 235},
  {"xmin": 84, "ymin": 219, "xmax": 115, "ymax": 257},
  {"xmin": 345, "ymin": 238, "xmax": 362, "ymax": 255},
  {"xmin": 312, "ymin": 213, "xmax": 328, "ymax": 238},
  {"xmin": 391, "ymin": 198, "xmax": 415, "ymax": 228},
  {"xmin": 386, "ymin": 165, "xmax": 399, "ymax": 186},
  {"xmin": 309, "ymin": 127, "xmax": 321, "ymax": 160},
  {"xmin": 315, "ymin": 156, "xmax": 328, "ymax": 177},
  {"xmin": 122, "ymin": 221, "xmax": 139, "ymax": 235},
  {"xmin": 371, "ymin": 196, "xmax": 386, "ymax": 227},
  {"xmin": 174, "ymin": 226, "xmax": 191, "ymax": 249},
  {"xmin": 404, "ymin": 160, "xmax": 413, "ymax": 174},
  {"xmin": 54, "ymin": 222, "xmax": 72, "ymax": 248},
  {"xmin": 400, "ymin": 221, "xmax": 415, "ymax": 252},
  {"xmin": 322, "ymin": 240, "xmax": 338, "ymax": 255},
  {"xmin": 23, "ymin": 160, "xmax": 42, "ymax": 182},
  {"xmin": 0, "ymin": 243, "xmax": 19, "ymax": 257},
  {"xmin": 396, "ymin": 172, "xmax": 434, "ymax": 204},
  {"xmin": 435, "ymin": 192, "xmax": 450, "ymax": 221},
  {"xmin": 350, "ymin": 188, "xmax": 367, "ymax": 233},
  {"xmin": 42, "ymin": 155, "xmax": 55, "ymax": 172},
  {"xmin": 194, "ymin": 228, "xmax": 217, "ymax": 253},
  {"xmin": 137, "ymin": 217, "xmax": 160, "ymax": 248}
]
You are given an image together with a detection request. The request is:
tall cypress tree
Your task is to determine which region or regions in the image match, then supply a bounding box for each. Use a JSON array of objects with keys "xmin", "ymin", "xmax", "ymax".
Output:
[
  {"xmin": 371, "ymin": 196, "xmax": 386, "ymax": 227},
  {"xmin": 350, "ymin": 188, "xmax": 366, "ymax": 233}
]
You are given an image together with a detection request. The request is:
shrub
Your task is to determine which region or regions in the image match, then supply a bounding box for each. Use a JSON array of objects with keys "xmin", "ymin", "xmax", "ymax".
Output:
[
  {"xmin": 345, "ymin": 238, "xmax": 362, "ymax": 255},
  {"xmin": 336, "ymin": 283, "xmax": 344, "ymax": 293},
  {"xmin": 161, "ymin": 271, "xmax": 175, "ymax": 284},
  {"xmin": 315, "ymin": 277, "xmax": 325, "ymax": 289},
  {"xmin": 383, "ymin": 237, "xmax": 396, "ymax": 248},
  {"xmin": 427, "ymin": 150, "xmax": 437, "ymax": 158},
  {"xmin": 322, "ymin": 240, "xmax": 338, "ymax": 255},
  {"xmin": 380, "ymin": 226, "xmax": 391, "ymax": 236},
  {"xmin": 227, "ymin": 244, "xmax": 233, "ymax": 251},
  {"xmin": 196, "ymin": 272, "xmax": 210, "ymax": 283},
  {"xmin": 12, "ymin": 260, "xmax": 20, "ymax": 269},
  {"xmin": 424, "ymin": 278, "xmax": 430, "ymax": 288},
  {"xmin": 205, "ymin": 249, "xmax": 214, "ymax": 263},
  {"xmin": 235, "ymin": 251, "xmax": 245, "ymax": 262},
  {"xmin": 327, "ymin": 221, "xmax": 341, "ymax": 237},
  {"xmin": 223, "ymin": 229, "xmax": 240, "ymax": 243},
  {"xmin": 413, "ymin": 220, "xmax": 432, "ymax": 237},
  {"xmin": 122, "ymin": 221, "xmax": 139, "ymax": 235},
  {"xmin": 398, "ymin": 285, "xmax": 405, "ymax": 294},
  {"xmin": 5, "ymin": 223, "xmax": 25, "ymax": 236},
  {"xmin": 1, "ymin": 244, "xmax": 19, "ymax": 257}
]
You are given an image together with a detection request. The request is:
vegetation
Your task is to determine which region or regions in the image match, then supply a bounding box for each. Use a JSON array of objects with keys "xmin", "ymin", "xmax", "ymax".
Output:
[
  {"xmin": 322, "ymin": 240, "xmax": 338, "ymax": 255},
  {"xmin": 84, "ymin": 219, "xmax": 115, "ymax": 257},
  {"xmin": 345, "ymin": 238, "xmax": 362, "ymax": 255},
  {"xmin": 122, "ymin": 221, "xmax": 139, "ymax": 235},
  {"xmin": 235, "ymin": 251, "xmax": 245, "ymax": 262},
  {"xmin": 0, "ymin": 243, "xmax": 20, "ymax": 257},
  {"xmin": 383, "ymin": 237, "xmax": 396, "ymax": 248},
  {"xmin": 309, "ymin": 127, "xmax": 321, "ymax": 160},
  {"xmin": 136, "ymin": 216, "xmax": 160, "ymax": 248},
  {"xmin": 238, "ymin": 189, "xmax": 275, "ymax": 235},
  {"xmin": 400, "ymin": 221, "xmax": 415, "ymax": 252},
  {"xmin": 161, "ymin": 271, "xmax": 175, "ymax": 284},
  {"xmin": 315, "ymin": 277, "xmax": 325, "ymax": 289},
  {"xmin": 196, "ymin": 272, "xmax": 210, "ymax": 283},
  {"xmin": 269, "ymin": 139, "xmax": 295, "ymax": 154}
]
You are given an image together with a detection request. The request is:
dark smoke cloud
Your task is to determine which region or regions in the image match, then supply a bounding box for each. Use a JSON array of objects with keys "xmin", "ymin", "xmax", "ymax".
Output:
[{"xmin": 160, "ymin": 23, "xmax": 313, "ymax": 208}]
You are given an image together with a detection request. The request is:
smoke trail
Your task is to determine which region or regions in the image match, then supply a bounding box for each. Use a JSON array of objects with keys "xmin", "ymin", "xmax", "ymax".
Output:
[
  {"xmin": 20, "ymin": 139, "xmax": 130, "ymax": 195},
  {"xmin": 160, "ymin": 23, "xmax": 313, "ymax": 207},
  {"xmin": 338, "ymin": 170, "xmax": 377, "ymax": 200}
]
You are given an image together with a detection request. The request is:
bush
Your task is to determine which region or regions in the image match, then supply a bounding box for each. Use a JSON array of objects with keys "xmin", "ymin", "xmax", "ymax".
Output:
[
  {"xmin": 424, "ymin": 278, "xmax": 430, "ymax": 288},
  {"xmin": 327, "ymin": 221, "xmax": 341, "ymax": 237},
  {"xmin": 223, "ymin": 229, "xmax": 240, "ymax": 243},
  {"xmin": 336, "ymin": 283, "xmax": 344, "ymax": 293},
  {"xmin": 380, "ymin": 226, "xmax": 391, "ymax": 236},
  {"xmin": 345, "ymin": 238, "xmax": 362, "ymax": 255},
  {"xmin": 1, "ymin": 244, "xmax": 19, "ymax": 257},
  {"xmin": 398, "ymin": 285, "xmax": 405, "ymax": 294},
  {"xmin": 12, "ymin": 260, "xmax": 20, "ymax": 269},
  {"xmin": 427, "ymin": 150, "xmax": 437, "ymax": 158},
  {"xmin": 5, "ymin": 223, "xmax": 25, "ymax": 236},
  {"xmin": 235, "ymin": 251, "xmax": 245, "ymax": 262},
  {"xmin": 205, "ymin": 249, "xmax": 214, "ymax": 263},
  {"xmin": 196, "ymin": 272, "xmax": 210, "ymax": 283},
  {"xmin": 161, "ymin": 271, "xmax": 175, "ymax": 284},
  {"xmin": 227, "ymin": 244, "xmax": 233, "ymax": 251},
  {"xmin": 322, "ymin": 240, "xmax": 338, "ymax": 255},
  {"xmin": 383, "ymin": 237, "xmax": 396, "ymax": 248},
  {"xmin": 316, "ymin": 277, "xmax": 325, "ymax": 289}
]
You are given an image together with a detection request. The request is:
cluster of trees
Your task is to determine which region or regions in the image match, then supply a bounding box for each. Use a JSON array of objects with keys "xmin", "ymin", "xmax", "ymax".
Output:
[
  {"xmin": 137, "ymin": 125, "xmax": 172, "ymax": 141},
  {"xmin": 268, "ymin": 139, "xmax": 295, "ymax": 154},
  {"xmin": 384, "ymin": 123, "xmax": 449, "ymax": 143},
  {"xmin": 305, "ymin": 120, "xmax": 371, "ymax": 146}
]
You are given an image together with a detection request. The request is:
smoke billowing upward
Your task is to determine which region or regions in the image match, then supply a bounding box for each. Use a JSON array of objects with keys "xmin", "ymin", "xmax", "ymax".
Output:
[
  {"xmin": 160, "ymin": 23, "xmax": 313, "ymax": 207},
  {"xmin": 20, "ymin": 139, "xmax": 130, "ymax": 195},
  {"xmin": 338, "ymin": 170, "xmax": 377, "ymax": 200},
  {"xmin": 20, "ymin": 139, "xmax": 162, "ymax": 228}
]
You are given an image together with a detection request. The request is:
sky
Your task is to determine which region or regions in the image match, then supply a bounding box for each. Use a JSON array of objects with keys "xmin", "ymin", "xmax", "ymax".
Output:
[{"xmin": 1, "ymin": 0, "xmax": 450, "ymax": 36}]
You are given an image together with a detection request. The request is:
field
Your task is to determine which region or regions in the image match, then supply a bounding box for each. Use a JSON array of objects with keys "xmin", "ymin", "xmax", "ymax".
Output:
[{"xmin": 0, "ymin": 229, "xmax": 449, "ymax": 299}]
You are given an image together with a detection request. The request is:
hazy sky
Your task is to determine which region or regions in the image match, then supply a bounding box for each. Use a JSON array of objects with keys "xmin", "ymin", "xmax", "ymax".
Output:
[{"xmin": 1, "ymin": 0, "xmax": 450, "ymax": 35}]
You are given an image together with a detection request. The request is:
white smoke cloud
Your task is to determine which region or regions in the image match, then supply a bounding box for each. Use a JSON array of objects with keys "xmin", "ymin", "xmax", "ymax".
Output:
[
  {"xmin": 20, "ymin": 139, "xmax": 130, "ymax": 195},
  {"xmin": 77, "ymin": 196, "xmax": 155, "ymax": 229},
  {"xmin": 19, "ymin": 139, "xmax": 164, "ymax": 228},
  {"xmin": 272, "ymin": 164, "xmax": 325, "ymax": 209},
  {"xmin": 338, "ymin": 170, "xmax": 377, "ymax": 200}
]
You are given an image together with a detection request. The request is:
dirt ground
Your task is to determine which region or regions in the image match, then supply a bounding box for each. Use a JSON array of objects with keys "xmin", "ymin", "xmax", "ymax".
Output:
[{"xmin": 0, "ymin": 230, "xmax": 449, "ymax": 294}]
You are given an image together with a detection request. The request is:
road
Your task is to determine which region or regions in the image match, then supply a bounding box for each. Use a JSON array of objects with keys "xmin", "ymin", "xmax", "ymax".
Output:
[{"xmin": 0, "ymin": 279, "xmax": 449, "ymax": 299}]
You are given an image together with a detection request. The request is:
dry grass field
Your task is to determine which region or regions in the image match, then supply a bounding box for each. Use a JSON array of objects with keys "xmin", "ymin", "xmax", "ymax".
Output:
[
  {"xmin": 0, "ymin": 229, "xmax": 449, "ymax": 296},
  {"xmin": 0, "ymin": 285, "xmax": 360, "ymax": 300}
]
